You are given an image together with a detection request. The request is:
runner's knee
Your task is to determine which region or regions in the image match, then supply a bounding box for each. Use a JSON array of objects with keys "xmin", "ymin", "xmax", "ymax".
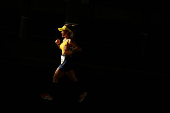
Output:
[
  {"xmin": 69, "ymin": 76, "xmax": 78, "ymax": 82},
  {"xmin": 53, "ymin": 68, "xmax": 64, "ymax": 79}
]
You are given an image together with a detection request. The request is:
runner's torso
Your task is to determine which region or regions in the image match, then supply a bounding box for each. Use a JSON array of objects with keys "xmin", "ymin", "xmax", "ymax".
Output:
[{"xmin": 60, "ymin": 38, "xmax": 72, "ymax": 55}]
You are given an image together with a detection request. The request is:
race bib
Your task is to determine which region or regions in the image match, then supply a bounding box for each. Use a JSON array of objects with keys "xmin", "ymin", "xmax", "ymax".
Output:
[{"xmin": 61, "ymin": 55, "xmax": 65, "ymax": 64}]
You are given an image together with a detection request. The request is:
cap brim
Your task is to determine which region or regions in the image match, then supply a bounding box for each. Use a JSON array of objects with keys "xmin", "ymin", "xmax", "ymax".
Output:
[
  {"xmin": 58, "ymin": 26, "xmax": 72, "ymax": 32},
  {"xmin": 58, "ymin": 28, "xmax": 65, "ymax": 31}
]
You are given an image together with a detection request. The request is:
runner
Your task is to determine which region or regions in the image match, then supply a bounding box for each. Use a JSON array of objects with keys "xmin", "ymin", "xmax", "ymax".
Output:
[{"xmin": 41, "ymin": 24, "xmax": 87, "ymax": 102}]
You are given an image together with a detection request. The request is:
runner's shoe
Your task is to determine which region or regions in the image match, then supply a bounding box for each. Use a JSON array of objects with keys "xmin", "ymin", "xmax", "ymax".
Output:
[
  {"xmin": 41, "ymin": 93, "xmax": 53, "ymax": 100},
  {"xmin": 79, "ymin": 91, "xmax": 87, "ymax": 102}
]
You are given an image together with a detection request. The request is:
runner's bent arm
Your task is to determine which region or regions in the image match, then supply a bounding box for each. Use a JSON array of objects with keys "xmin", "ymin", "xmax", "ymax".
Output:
[
  {"xmin": 55, "ymin": 39, "xmax": 61, "ymax": 50},
  {"xmin": 69, "ymin": 39, "xmax": 82, "ymax": 52}
]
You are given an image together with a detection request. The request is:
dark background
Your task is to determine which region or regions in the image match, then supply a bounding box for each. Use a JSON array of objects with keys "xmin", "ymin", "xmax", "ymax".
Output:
[{"xmin": 0, "ymin": 0, "xmax": 169, "ymax": 110}]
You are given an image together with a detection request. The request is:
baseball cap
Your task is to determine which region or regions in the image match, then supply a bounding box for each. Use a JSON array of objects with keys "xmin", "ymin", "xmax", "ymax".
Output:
[{"xmin": 58, "ymin": 25, "xmax": 72, "ymax": 32}]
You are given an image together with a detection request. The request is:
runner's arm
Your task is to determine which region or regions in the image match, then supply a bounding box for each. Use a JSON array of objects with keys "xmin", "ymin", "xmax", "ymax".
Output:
[
  {"xmin": 69, "ymin": 39, "xmax": 82, "ymax": 52},
  {"xmin": 55, "ymin": 39, "xmax": 61, "ymax": 50}
]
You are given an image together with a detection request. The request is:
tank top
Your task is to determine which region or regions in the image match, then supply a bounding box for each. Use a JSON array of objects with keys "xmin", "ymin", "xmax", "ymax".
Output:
[{"xmin": 59, "ymin": 38, "xmax": 72, "ymax": 55}]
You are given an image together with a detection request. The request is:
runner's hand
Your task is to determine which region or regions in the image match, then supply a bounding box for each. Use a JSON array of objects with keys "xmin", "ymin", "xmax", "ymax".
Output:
[
  {"xmin": 64, "ymin": 45, "xmax": 71, "ymax": 51},
  {"xmin": 55, "ymin": 39, "xmax": 60, "ymax": 45}
]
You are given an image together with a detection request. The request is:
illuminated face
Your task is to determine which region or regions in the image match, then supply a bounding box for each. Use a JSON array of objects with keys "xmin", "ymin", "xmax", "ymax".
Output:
[{"xmin": 61, "ymin": 30, "xmax": 69, "ymax": 37}]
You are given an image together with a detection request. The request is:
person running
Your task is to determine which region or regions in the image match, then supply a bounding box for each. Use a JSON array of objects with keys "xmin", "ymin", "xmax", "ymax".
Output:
[{"xmin": 41, "ymin": 24, "xmax": 87, "ymax": 102}]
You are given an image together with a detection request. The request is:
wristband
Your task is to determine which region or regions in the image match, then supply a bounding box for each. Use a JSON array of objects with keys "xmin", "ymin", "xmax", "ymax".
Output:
[{"xmin": 72, "ymin": 47, "xmax": 74, "ymax": 52}]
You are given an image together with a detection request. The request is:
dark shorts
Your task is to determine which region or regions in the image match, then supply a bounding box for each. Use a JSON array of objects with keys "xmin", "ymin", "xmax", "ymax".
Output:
[{"xmin": 58, "ymin": 55, "xmax": 73, "ymax": 72}]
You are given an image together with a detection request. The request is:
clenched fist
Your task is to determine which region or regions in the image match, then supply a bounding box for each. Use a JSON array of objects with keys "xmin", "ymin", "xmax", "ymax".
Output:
[{"xmin": 55, "ymin": 39, "xmax": 60, "ymax": 45}]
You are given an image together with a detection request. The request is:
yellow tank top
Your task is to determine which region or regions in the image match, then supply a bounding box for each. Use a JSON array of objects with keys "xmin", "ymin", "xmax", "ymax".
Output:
[{"xmin": 59, "ymin": 39, "xmax": 72, "ymax": 55}]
